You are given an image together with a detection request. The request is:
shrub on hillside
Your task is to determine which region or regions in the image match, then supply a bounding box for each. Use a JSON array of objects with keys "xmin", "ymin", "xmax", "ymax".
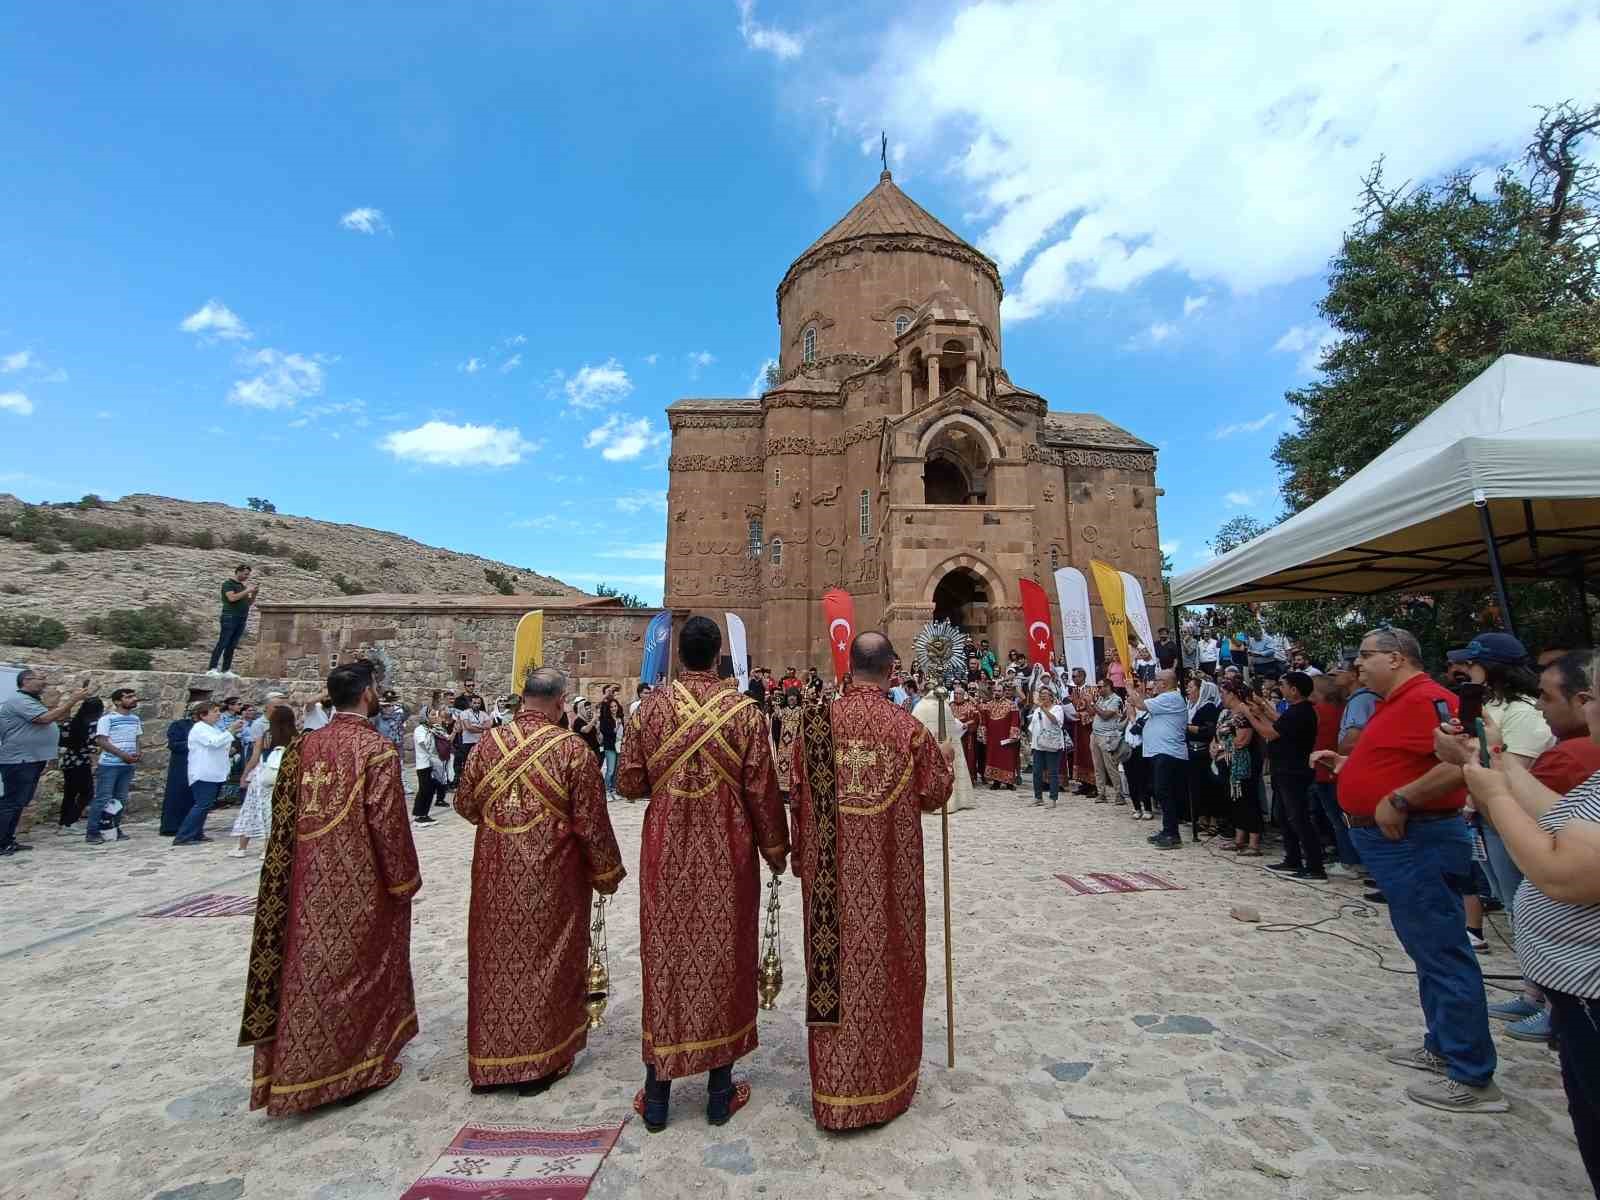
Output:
[
  {"xmin": 331, "ymin": 573, "xmax": 367, "ymax": 595},
  {"xmin": 290, "ymin": 550, "xmax": 320, "ymax": 570},
  {"xmin": 226, "ymin": 530, "xmax": 286, "ymax": 557},
  {"xmin": 108, "ymin": 648, "xmax": 153, "ymax": 670},
  {"xmin": 0, "ymin": 613, "xmax": 70, "ymax": 649},
  {"xmin": 35, "ymin": 541, "xmax": 61, "ymax": 556},
  {"xmin": 92, "ymin": 604, "xmax": 200, "ymax": 650},
  {"xmin": 379, "ymin": 558, "xmax": 397, "ymax": 569},
  {"xmin": 484, "ymin": 568, "xmax": 516, "ymax": 595},
  {"xmin": 189, "ymin": 530, "xmax": 217, "ymax": 550},
  {"xmin": 78, "ymin": 494, "xmax": 105, "ymax": 509}
]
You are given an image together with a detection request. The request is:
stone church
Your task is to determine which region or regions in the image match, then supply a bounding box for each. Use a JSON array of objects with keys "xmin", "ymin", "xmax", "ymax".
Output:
[{"xmin": 665, "ymin": 168, "xmax": 1165, "ymax": 669}]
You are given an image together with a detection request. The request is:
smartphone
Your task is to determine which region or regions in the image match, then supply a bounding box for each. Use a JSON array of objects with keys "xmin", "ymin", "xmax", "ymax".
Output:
[
  {"xmin": 1457, "ymin": 683, "xmax": 1486, "ymax": 728},
  {"xmin": 1474, "ymin": 718, "xmax": 1492, "ymax": 767},
  {"xmin": 1432, "ymin": 699, "xmax": 1452, "ymax": 726}
]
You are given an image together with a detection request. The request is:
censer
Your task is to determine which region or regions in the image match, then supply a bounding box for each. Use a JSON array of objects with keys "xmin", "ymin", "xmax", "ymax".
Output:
[
  {"xmin": 583, "ymin": 894, "xmax": 610, "ymax": 1030},
  {"xmin": 756, "ymin": 873, "xmax": 783, "ymax": 1010}
]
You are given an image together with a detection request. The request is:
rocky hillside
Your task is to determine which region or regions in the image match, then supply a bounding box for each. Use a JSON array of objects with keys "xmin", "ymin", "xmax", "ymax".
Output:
[{"xmin": 0, "ymin": 493, "xmax": 586, "ymax": 674}]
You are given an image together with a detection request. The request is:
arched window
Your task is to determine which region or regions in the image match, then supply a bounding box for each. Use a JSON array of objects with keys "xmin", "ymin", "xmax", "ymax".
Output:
[
  {"xmin": 748, "ymin": 516, "xmax": 763, "ymax": 555},
  {"xmin": 894, "ymin": 314, "xmax": 910, "ymax": 337},
  {"xmin": 770, "ymin": 537, "xmax": 783, "ymax": 567},
  {"xmin": 858, "ymin": 489, "xmax": 871, "ymax": 538},
  {"xmin": 803, "ymin": 326, "xmax": 817, "ymax": 364}
]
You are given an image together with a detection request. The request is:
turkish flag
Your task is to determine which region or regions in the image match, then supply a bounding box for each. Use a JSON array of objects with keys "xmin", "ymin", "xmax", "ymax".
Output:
[
  {"xmin": 822, "ymin": 588, "xmax": 855, "ymax": 682},
  {"xmin": 1019, "ymin": 578, "xmax": 1055, "ymax": 668}
]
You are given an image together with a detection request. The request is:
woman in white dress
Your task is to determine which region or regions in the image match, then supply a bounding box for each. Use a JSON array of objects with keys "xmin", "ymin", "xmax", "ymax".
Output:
[
  {"xmin": 228, "ymin": 705, "xmax": 297, "ymax": 858},
  {"xmin": 913, "ymin": 688, "xmax": 977, "ymax": 813}
]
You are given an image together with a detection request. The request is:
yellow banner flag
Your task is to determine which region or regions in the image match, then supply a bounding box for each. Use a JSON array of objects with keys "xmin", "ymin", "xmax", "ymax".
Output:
[
  {"xmin": 511, "ymin": 610, "xmax": 544, "ymax": 692},
  {"xmin": 1088, "ymin": 560, "xmax": 1131, "ymax": 675}
]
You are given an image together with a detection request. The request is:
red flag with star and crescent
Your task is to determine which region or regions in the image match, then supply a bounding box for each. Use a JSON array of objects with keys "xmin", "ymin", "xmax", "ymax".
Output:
[
  {"xmin": 822, "ymin": 588, "xmax": 855, "ymax": 682},
  {"xmin": 1019, "ymin": 578, "xmax": 1054, "ymax": 668}
]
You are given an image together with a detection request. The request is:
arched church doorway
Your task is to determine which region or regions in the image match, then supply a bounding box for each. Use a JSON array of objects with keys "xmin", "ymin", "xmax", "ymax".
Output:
[
  {"xmin": 922, "ymin": 422, "xmax": 990, "ymax": 504},
  {"xmin": 932, "ymin": 567, "xmax": 990, "ymax": 641}
]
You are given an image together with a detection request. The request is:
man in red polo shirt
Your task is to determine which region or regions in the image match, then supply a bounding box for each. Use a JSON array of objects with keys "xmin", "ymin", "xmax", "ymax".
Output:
[{"xmin": 1338, "ymin": 627, "xmax": 1506, "ymax": 1114}]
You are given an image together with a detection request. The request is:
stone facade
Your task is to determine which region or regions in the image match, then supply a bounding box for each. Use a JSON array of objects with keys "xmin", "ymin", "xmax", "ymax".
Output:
[
  {"xmin": 252, "ymin": 594, "xmax": 663, "ymax": 701},
  {"xmin": 665, "ymin": 170, "xmax": 1165, "ymax": 668}
]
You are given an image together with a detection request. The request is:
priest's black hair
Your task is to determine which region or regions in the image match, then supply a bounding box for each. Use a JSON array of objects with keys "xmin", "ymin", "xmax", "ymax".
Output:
[{"xmin": 679, "ymin": 615, "xmax": 723, "ymax": 671}]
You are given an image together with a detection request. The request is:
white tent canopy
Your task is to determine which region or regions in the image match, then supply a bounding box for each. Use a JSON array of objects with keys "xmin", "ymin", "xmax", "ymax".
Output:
[{"xmin": 1171, "ymin": 354, "xmax": 1600, "ymax": 606}]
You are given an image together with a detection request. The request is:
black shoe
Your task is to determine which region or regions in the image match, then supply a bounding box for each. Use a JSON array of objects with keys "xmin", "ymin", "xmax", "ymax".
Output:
[
  {"xmin": 1266, "ymin": 861, "xmax": 1302, "ymax": 873},
  {"xmin": 1147, "ymin": 832, "xmax": 1164, "ymax": 844},
  {"xmin": 516, "ymin": 1070, "xmax": 568, "ymax": 1098},
  {"xmin": 10, "ymin": 842, "xmax": 32, "ymax": 852},
  {"xmin": 172, "ymin": 838, "xmax": 197, "ymax": 847},
  {"xmin": 414, "ymin": 816, "xmax": 437, "ymax": 826},
  {"xmin": 1152, "ymin": 834, "xmax": 1182, "ymax": 850},
  {"xmin": 0, "ymin": 844, "xmax": 14, "ymax": 857},
  {"xmin": 195, "ymin": 835, "xmax": 213, "ymax": 843},
  {"xmin": 1482, "ymin": 897, "xmax": 1505, "ymax": 914},
  {"xmin": 85, "ymin": 834, "xmax": 107, "ymax": 845},
  {"xmin": 1293, "ymin": 869, "xmax": 1328, "ymax": 881},
  {"xmin": 1363, "ymin": 890, "xmax": 1388, "ymax": 905}
]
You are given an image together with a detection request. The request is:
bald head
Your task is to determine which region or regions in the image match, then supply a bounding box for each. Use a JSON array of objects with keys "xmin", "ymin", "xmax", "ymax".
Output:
[
  {"xmin": 521, "ymin": 666, "xmax": 568, "ymax": 718},
  {"xmin": 849, "ymin": 631, "xmax": 896, "ymax": 682},
  {"xmin": 1154, "ymin": 668, "xmax": 1178, "ymax": 693}
]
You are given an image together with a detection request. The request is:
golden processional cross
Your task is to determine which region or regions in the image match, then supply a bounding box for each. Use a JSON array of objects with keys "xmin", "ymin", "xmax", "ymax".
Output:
[
  {"xmin": 302, "ymin": 761, "xmax": 334, "ymax": 816},
  {"xmin": 839, "ymin": 741, "xmax": 879, "ymax": 793}
]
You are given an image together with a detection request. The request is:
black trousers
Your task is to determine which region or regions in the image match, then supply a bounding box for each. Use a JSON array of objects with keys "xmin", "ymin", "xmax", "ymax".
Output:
[
  {"xmin": 1151, "ymin": 754, "xmax": 1189, "ymax": 839},
  {"xmin": 1125, "ymin": 752, "xmax": 1151, "ymax": 813},
  {"xmin": 413, "ymin": 770, "xmax": 441, "ymax": 819},
  {"xmin": 60, "ymin": 763, "xmax": 93, "ymax": 825},
  {"xmin": 1549, "ymin": 989, "xmax": 1600, "ymax": 1195},
  {"xmin": 1274, "ymin": 770, "xmax": 1322, "ymax": 872}
]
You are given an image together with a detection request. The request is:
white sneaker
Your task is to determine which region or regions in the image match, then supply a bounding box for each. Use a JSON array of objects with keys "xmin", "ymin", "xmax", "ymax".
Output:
[
  {"xmin": 226, "ymin": 848, "xmax": 247, "ymax": 858},
  {"xmin": 205, "ymin": 668, "xmax": 222, "ymax": 677},
  {"xmin": 1325, "ymin": 863, "xmax": 1354, "ymax": 879}
]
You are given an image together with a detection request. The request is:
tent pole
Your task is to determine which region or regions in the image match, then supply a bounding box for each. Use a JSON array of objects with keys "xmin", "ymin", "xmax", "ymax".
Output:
[
  {"xmin": 1475, "ymin": 501, "xmax": 1518, "ymax": 639},
  {"xmin": 1576, "ymin": 557, "xmax": 1594, "ymax": 648}
]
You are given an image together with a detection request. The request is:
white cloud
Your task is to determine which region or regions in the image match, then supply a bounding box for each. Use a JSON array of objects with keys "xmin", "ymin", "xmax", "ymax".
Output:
[
  {"xmin": 1224, "ymin": 489, "xmax": 1261, "ymax": 507},
  {"xmin": 737, "ymin": 0, "xmax": 803, "ymax": 59},
  {"xmin": 748, "ymin": 357, "xmax": 779, "ymax": 397},
  {"xmin": 204, "ymin": 425, "xmax": 225, "ymax": 436},
  {"xmin": 1147, "ymin": 321, "xmax": 1175, "ymax": 344},
  {"xmin": 1160, "ymin": 540, "xmax": 1181, "ymax": 556},
  {"xmin": 615, "ymin": 489, "xmax": 668, "ymax": 515},
  {"xmin": 460, "ymin": 357, "xmax": 485, "ymax": 374},
  {"xmin": 644, "ymin": 353, "xmax": 659, "ymax": 366},
  {"xmin": 687, "ymin": 350, "xmax": 716, "ymax": 373},
  {"xmin": 499, "ymin": 353, "xmax": 523, "ymax": 374},
  {"xmin": 228, "ymin": 348, "xmax": 326, "ymax": 409},
  {"xmin": 837, "ymin": 3, "xmax": 1600, "ymax": 321},
  {"xmin": 585, "ymin": 414, "xmax": 668, "ymax": 462},
  {"xmin": 381, "ymin": 420, "xmax": 538, "ymax": 467},
  {"xmin": 1212, "ymin": 411, "xmax": 1279, "ymax": 439},
  {"xmin": 1183, "ymin": 296, "xmax": 1209, "ymax": 317},
  {"xmin": 504, "ymin": 334, "xmax": 527, "ymax": 347},
  {"xmin": 599, "ymin": 542, "xmax": 667, "ymax": 561},
  {"xmin": 338, "ymin": 207, "xmax": 390, "ymax": 235},
  {"xmin": 180, "ymin": 299, "xmax": 252, "ymax": 342},
  {"xmin": 1273, "ymin": 321, "xmax": 1338, "ymax": 375},
  {"xmin": 563, "ymin": 358, "xmax": 633, "ymax": 410},
  {"xmin": 0, "ymin": 391, "xmax": 33, "ymax": 416},
  {"xmin": 512, "ymin": 514, "xmax": 564, "ymax": 530},
  {"xmin": 557, "ymin": 570, "xmax": 665, "ymax": 590},
  {"xmin": 1, "ymin": 350, "xmax": 34, "ymax": 373}
]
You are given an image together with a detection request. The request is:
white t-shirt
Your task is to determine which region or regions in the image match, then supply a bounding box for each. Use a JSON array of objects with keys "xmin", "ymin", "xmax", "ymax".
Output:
[
  {"xmin": 94, "ymin": 712, "xmax": 143, "ymax": 767},
  {"xmin": 1486, "ymin": 696, "xmax": 1555, "ymax": 761},
  {"xmin": 302, "ymin": 704, "xmax": 330, "ymax": 732},
  {"xmin": 1028, "ymin": 704, "xmax": 1068, "ymax": 751},
  {"xmin": 188, "ymin": 721, "xmax": 236, "ymax": 785},
  {"xmin": 459, "ymin": 709, "xmax": 489, "ymax": 745},
  {"xmin": 413, "ymin": 723, "xmax": 442, "ymax": 772},
  {"xmin": 1199, "ymin": 638, "xmax": 1219, "ymax": 664}
]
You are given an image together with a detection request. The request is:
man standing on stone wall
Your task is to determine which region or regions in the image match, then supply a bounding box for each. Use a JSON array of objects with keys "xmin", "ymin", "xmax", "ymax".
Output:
[
  {"xmin": 208, "ymin": 564, "xmax": 258, "ymax": 676},
  {"xmin": 617, "ymin": 615, "xmax": 789, "ymax": 1132}
]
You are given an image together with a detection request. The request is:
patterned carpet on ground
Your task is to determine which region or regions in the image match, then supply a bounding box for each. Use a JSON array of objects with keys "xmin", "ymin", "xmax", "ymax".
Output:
[
  {"xmin": 398, "ymin": 1117, "xmax": 629, "ymax": 1199},
  {"xmin": 139, "ymin": 894, "xmax": 257, "ymax": 918},
  {"xmin": 1053, "ymin": 871, "xmax": 1182, "ymax": 896}
]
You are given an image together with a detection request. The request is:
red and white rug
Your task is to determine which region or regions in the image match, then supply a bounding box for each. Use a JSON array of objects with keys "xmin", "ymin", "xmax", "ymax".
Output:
[
  {"xmin": 139, "ymin": 894, "xmax": 257, "ymax": 918},
  {"xmin": 1054, "ymin": 872, "xmax": 1182, "ymax": 896},
  {"xmin": 398, "ymin": 1117, "xmax": 628, "ymax": 1199}
]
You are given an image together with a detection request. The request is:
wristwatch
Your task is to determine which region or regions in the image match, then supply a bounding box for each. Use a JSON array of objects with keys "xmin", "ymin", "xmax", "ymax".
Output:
[{"xmin": 1388, "ymin": 791, "xmax": 1411, "ymax": 813}]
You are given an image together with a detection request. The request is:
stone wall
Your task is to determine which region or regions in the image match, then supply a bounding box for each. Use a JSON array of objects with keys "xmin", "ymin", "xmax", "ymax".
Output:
[{"xmin": 2, "ymin": 664, "xmax": 309, "ymax": 830}]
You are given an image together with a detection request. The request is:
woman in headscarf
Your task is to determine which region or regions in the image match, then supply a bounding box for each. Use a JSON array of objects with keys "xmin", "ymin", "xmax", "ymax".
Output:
[
  {"xmin": 58, "ymin": 696, "xmax": 103, "ymax": 828},
  {"xmin": 160, "ymin": 705, "xmax": 196, "ymax": 836},
  {"xmin": 769, "ymin": 687, "xmax": 804, "ymax": 802},
  {"xmin": 1185, "ymin": 677, "xmax": 1223, "ymax": 835}
]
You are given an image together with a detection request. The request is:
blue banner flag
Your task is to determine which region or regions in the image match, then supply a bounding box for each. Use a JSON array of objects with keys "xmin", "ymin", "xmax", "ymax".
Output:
[{"xmin": 639, "ymin": 610, "xmax": 671, "ymax": 683}]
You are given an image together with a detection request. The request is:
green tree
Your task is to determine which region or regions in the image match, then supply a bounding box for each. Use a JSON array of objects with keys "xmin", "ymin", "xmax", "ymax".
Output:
[
  {"xmin": 1209, "ymin": 516, "xmax": 1269, "ymax": 557},
  {"xmin": 1274, "ymin": 102, "xmax": 1600, "ymax": 513},
  {"xmin": 595, "ymin": 581, "xmax": 647, "ymax": 608},
  {"xmin": 246, "ymin": 497, "xmax": 277, "ymax": 513}
]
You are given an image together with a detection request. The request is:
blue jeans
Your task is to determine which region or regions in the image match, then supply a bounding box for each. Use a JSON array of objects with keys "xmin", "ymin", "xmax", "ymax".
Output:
[
  {"xmin": 1311, "ymin": 781, "xmax": 1360, "ymax": 867},
  {"xmin": 208, "ymin": 612, "xmax": 247, "ymax": 671},
  {"xmin": 603, "ymin": 748, "xmax": 619, "ymax": 794},
  {"xmin": 87, "ymin": 762, "xmax": 134, "ymax": 838},
  {"xmin": 1350, "ymin": 818, "xmax": 1496, "ymax": 1086},
  {"xmin": 1032, "ymin": 748, "xmax": 1062, "ymax": 802},
  {"xmin": 0, "ymin": 760, "xmax": 46, "ymax": 848},
  {"xmin": 175, "ymin": 780, "xmax": 221, "ymax": 843},
  {"xmin": 1479, "ymin": 824, "xmax": 1525, "ymax": 915}
]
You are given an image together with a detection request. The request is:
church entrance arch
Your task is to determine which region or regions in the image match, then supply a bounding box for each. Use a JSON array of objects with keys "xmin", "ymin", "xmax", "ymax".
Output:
[
  {"xmin": 932, "ymin": 567, "xmax": 990, "ymax": 642},
  {"xmin": 921, "ymin": 418, "xmax": 992, "ymax": 504}
]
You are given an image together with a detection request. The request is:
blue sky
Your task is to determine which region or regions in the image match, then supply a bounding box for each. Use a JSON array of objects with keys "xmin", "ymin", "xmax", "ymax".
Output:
[{"xmin": 4, "ymin": 2, "xmax": 1597, "ymax": 604}]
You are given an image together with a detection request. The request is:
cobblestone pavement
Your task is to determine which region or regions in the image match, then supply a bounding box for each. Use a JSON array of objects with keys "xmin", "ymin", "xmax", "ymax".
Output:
[{"xmin": 0, "ymin": 789, "xmax": 1586, "ymax": 1200}]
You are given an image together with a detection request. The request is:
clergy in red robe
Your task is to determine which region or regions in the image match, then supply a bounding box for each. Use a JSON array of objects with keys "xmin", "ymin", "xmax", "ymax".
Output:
[
  {"xmin": 616, "ymin": 615, "xmax": 789, "ymax": 1132},
  {"xmin": 455, "ymin": 666, "xmax": 626, "ymax": 1095},
  {"xmin": 982, "ymin": 693, "xmax": 1022, "ymax": 788},
  {"xmin": 239, "ymin": 661, "xmax": 420, "ymax": 1115},
  {"xmin": 790, "ymin": 631, "xmax": 954, "ymax": 1131}
]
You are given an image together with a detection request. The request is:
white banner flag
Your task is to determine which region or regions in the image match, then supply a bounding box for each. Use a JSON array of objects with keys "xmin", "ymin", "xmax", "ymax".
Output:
[
  {"xmin": 1119, "ymin": 570, "xmax": 1156, "ymax": 659},
  {"xmin": 1052, "ymin": 567, "xmax": 1096, "ymax": 678},
  {"xmin": 724, "ymin": 612, "xmax": 750, "ymax": 692}
]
